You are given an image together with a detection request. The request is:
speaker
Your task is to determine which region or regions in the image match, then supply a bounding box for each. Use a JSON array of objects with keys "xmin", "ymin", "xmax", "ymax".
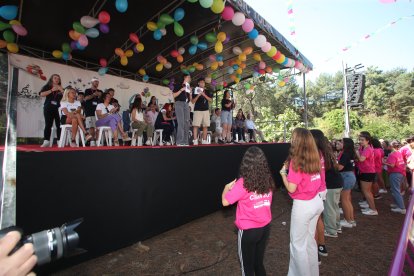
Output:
[{"xmin": 346, "ymin": 73, "xmax": 365, "ymax": 106}]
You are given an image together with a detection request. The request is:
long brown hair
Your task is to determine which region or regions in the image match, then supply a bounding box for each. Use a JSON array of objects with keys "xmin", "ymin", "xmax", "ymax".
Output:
[
  {"xmin": 310, "ymin": 129, "xmax": 336, "ymax": 171},
  {"xmin": 239, "ymin": 146, "xmax": 275, "ymax": 194},
  {"xmin": 289, "ymin": 128, "xmax": 321, "ymax": 174}
]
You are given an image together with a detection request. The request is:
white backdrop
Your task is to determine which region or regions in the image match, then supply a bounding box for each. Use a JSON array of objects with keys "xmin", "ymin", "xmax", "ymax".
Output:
[{"xmin": 9, "ymin": 54, "xmax": 174, "ymax": 138}]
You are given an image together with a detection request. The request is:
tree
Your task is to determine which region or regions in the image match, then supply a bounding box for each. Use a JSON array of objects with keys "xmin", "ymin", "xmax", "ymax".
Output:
[{"xmin": 314, "ymin": 109, "xmax": 363, "ymax": 139}]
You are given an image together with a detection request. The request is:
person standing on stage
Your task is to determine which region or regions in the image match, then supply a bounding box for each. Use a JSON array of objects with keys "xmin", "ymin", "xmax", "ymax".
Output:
[
  {"xmin": 191, "ymin": 78, "xmax": 212, "ymax": 145},
  {"xmin": 173, "ymin": 74, "xmax": 192, "ymax": 146},
  {"xmin": 220, "ymin": 90, "xmax": 235, "ymax": 144},
  {"xmin": 83, "ymin": 77, "xmax": 103, "ymax": 146},
  {"xmin": 39, "ymin": 74, "xmax": 64, "ymax": 147},
  {"xmin": 222, "ymin": 146, "xmax": 274, "ymax": 276}
]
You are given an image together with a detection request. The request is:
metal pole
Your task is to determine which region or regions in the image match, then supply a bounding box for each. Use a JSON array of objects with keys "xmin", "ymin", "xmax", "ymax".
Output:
[
  {"xmin": 302, "ymin": 73, "xmax": 308, "ymax": 128},
  {"xmin": 283, "ymin": 121, "xmax": 287, "ymax": 142},
  {"xmin": 342, "ymin": 60, "xmax": 350, "ymax": 138}
]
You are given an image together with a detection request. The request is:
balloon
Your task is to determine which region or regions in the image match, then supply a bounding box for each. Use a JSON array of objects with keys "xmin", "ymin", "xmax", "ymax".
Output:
[
  {"xmin": 281, "ymin": 58, "xmax": 289, "ymax": 66},
  {"xmin": 200, "ymin": 0, "xmax": 213, "ymax": 8},
  {"xmin": 120, "ymin": 56, "xmax": 128, "ymax": 66},
  {"xmin": 216, "ymin": 55, "xmax": 223, "ymax": 61},
  {"xmin": 273, "ymin": 51, "xmax": 282, "ymax": 60},
  {"xmin": 162, "ymin": 79, "xmax": 170, "ymax": 85},
  {"xmin": 276, "ymin": 54, "xmax": 286, "ymax": 64},
  {"xmin": 153, "ymin": 29, "xmax": 162, "ymax": 40},
  {"xmin": 187, "ymin": 45, "xmax": 196, "ymax": 55},
  {"xmin": 147, "ymin": 22, "xmax": 157, "ymax": 31},
  {"xmin": 259, "ymin": 61, "xmax": 266, "ymax": 69},
  {"xmin": 242, "ymin": 18, "xmax": 254, "ymax": 33},
  {"xmin": 99, "ymin": 23, "xmax": 109, "ymax": 33},
  {"xmin": 52, "ymin": 50, "xmax": 62, "ymax": 58},
  {"xmin": 240, "ymin": 63, "xmax": 246, "ymax": 69},
  {"xmin": 205, "ymin": 32, "xmax": 217, "ymax": 43},
  {"xmin": 170, "ymin": 50, "xmax": 179, "ymax": 57},
  {"xmin": 62, "ymin": 52, "xmax": 71, "ymax": 61},
  {"xmin": 86, "ymin": 28, "xmax": 99, "ymax": 38},
  {"xmin": 68, "ymin": 30, "xmax": 80, "ymax": 41},
  {"xmin": 139, "ymin": 69, "xmax": 146, "ymax": 76},
  {"xmin": 129, "ymin": 33, "xmax": 139, "ymax": 43},
  {"xmin": 248, "ymin": 29, "xmax": 259, "ymax": 39},
  {"xmin": 11, "ymin": 24, "xmax": 27, "ymax": 36},
  {"xmin": 266, "ymin": 46, "xmax": 277, "ymax": 57},
  {"xmin": 143, "ymin": 75, "xmax": 149, "ymax": 82},
  {"xmin": 196, "ymin": 64, "xmax": 204, "ymax": 70},
  {"xmin": 0, "ymin": 21, "xmax": 10, "ymax": 31},
  {"xmin": 0, "ymin": 5, "xmax": 18, "ymax": 21},
  {"xmin": 98, "ymin": 67, "xmax": 108, "ymax": 76},
  {"xmin": 189, "ymin": 66, "xmax": 196, "ymax": 73},
  {"xmin": 198, "ymin": 42, "xmax": 207, "ymax": 50},
  {"xmin": 261, "ymin": 42, "xmax": 271, "ymax": 53},
  {"xmin": 3, "ymin": 30, "xmax": 14, "ymax": 43},
  {"xmin": 174, "ymin": 22, "xmax": 184, "ymax": 37},
  {"xmin": 159, "ymin": 13, "xmax": 174, "ymax": 25},
  {"xmin": 238, "ymin": 53, "xmax": 246, "ymax": 61},
  {"xmin": 156, "ymin": 63, "xmax": 163, "ymax": 72},
  {"xmin": 0, "ymin": 40, "xmax": 7, "ymax": 48},
  {"xmin": 72, "ymin": 22, "xmax": 85, "ymax": 34},
  {"xmin": 61, "ymin": 42, "xmax": 71, "ymax": 53},
  {"xmin": 165, "ymin": 62, "xmax": 172, "ymax": 69},
  {"xmin": 156, "ymin": 55, "xmax": 164, "ymax": 63},
  {"xmin": 76, "ymin": 42, "xmax": 85, "ymax": 50},
  {"xmin": 188, "ymin": 0, "xmax": 198, "ymax": 2},
  {"xmin": 232, "ymin": 46, "xmax": 242, "ymax": 55},
  {"xmin": 211, "ymin": 0, "xmax": 225, "ymax": 14},
  {"xmin": 99, "ymin": 58, "xmax": 107, "ymax": 67},
  {"xmin": 278, "ymin": 81, "xmax": 286, "ymax": 87},
  {"xmin": 177, "ymin": 55, "xmax": 184, "ymax": 63},
  {"xmin": 115, "ymin": 48, "xmax": 124, "ymax": 56},
  {"xmin": 211, "ymin": 61, "xmax": 218, "ymax": 70},
  {"xmin": 78, "ymin": 35, "xmax": 88, "ymax": 47},
  {"xmin": 80, "ymin": 16, "xmax": 99, "ymax": 28},
  {"xmin": 243, "ymin": 47, "xmax": 253, "ymax": 55},
  {"xmin": 98, "ymin": 11, "xmax": 110, "ymax": 24},
  {"xmin": 174, "ymin": 8, "xmax": 185, "ymax": 21},
  {"xmin": 115, "ymin": 0, "xmax": 128, "ymax": 13},
  {"xmin": 217, "ymin": 32, "xmax": 226, "ymax": 42},
  {"xmin": 254, "ymin": 35, "xmax": 267, "ymax": 48},
  {"xmin": 253, "ymin": 53, "xmax": 261, "ymax": 61},
  {"xmin": 221, "ymin": 6, "xmax": 234, "ymax": 21},
  {"xmin": 236, "ymin": 68, "xmax": 242, "ymax": 74},
  {"xmin": 265, "ymin": 66, "xmax": 272, "ymax": 73},
  {"xmin": 136, "ymin": 43, "xmax": 144, "ymax": 52},
  {"xmin": 259, "ymin": 69, "xmax": 265, "ymax": 75},
  {"xmin": 252, "ymin": 72, "xmax": 259, "ymax": 78},
  {"xmin": 232, "ymin": 12, "xmax": 245, "ymax": 26},
  {"xmin": 214, "ymin": 41, "xmax": 223, "ymax": 53},
  {"xmin": 273, "ymin": 67, "xmax": 280, "ymax": 73},
  {"xmin": 190, "ymin": 35, "xmax": 199, "ymax": 45},
  {"xmin": 125, "ymin": 49, "xmax": 133, "ymax": 57},
  {"xmin": 244, "ymin": 83, "xmax": 251, "ymax": 89},
  {"xmin": 178, "ymin": 47, "xmax": 185, "ymax": 55}
]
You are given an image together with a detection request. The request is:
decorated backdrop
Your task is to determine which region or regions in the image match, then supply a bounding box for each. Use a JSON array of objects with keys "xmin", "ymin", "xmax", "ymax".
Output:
[{"xmin": 9, "ymin": 53, "xmax": 174, "ymax": 138}]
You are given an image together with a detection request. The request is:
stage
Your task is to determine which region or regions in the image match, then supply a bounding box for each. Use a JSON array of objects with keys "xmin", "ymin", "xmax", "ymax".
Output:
[{"xmin": 15, "ymin": 143, "xmax": 289, "ymax": 272}]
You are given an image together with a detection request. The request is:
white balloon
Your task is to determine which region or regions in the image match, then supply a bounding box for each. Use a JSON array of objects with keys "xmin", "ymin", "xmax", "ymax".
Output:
[
  {"xmin": 178, "ymin": 47, "xmax": 185, "ymax": 55},
  {"xmin": 160, "ymin": 28, "xmax": 167, "ymax": 36},
  {"xmin": 80, "ymin": 16, "xmax": 100, "ymax": 28},
  {"xmin": 232, "ymin": 12, "xmax": 245, "ymax": 26},
  {"xmin": 164, "ymin": 62, "xmax": 172, "ymax": 69},
  {"xmin": 254, "ymin": 35, "xmax": 267, "ymax": 48},
  {"xmin": 232, "ymin": 46, "xmax": 242, "ymax": 55}
]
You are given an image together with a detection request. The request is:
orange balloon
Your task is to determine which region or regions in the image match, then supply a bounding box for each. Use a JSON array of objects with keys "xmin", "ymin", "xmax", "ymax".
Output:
[
  {"xmin": 0, "ymin": 40, "xmax": 7, "ymax": 48},
  {"xmin": 177, "ymin": 55, "xmax": 184, "ymax": 63},
  {"xmin": 69, "ymin": 30, "xmax": 82, "ymax": 41},
  {"xmin": 230, "ymin": 75, "xmax": 236, "ymax": 81},
  {"xmin": 265, "ymin": 66, "xmax": 272, "ymax": 73},
  {"xmin": 115, "ymin": 48, "xmax": 124, "ymax": 56},
  {"xmin": 243, "ymin": 47, "xmax": 253, "ymax": 55},
  {"xmin": 196, "ymin": 64, "xmax": 204, "ymax": 70},
  {"xmin": 240, "ymin": 63, "xmax": 246, "ymax": 69},
  {"xmin": 218, "ymin": 61, "xmax": 224, "ymax": 66}
]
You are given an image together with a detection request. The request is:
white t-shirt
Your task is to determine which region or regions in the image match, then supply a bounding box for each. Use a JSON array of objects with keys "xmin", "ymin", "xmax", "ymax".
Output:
[
  {"xmin": 245, "ymin": 119, "xmax": 256, "ymax": 130},
  {"xmin": 60, "ymin": 101, "xmax": 81, "ymax": 116},
  {"xmin": 96, "ymin": 103, "xmax": 115, "ymax": 115},
  {"xmin": 133, "ymin": 109, "xmax": 144, "ymax": 122}
]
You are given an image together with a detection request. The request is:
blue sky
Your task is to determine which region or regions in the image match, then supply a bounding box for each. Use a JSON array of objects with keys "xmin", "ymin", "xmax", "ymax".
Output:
[{"xmin": 244, "ymin": 0, "xmax": 414, "ymax": 80}]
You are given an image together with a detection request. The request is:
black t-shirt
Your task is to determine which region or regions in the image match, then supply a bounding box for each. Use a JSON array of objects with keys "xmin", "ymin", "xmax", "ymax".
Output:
[
  {"xmin": 325, "ymin": 167, "xmax": 344, "ymax": 189},
  {"xmin": 174, "ymin": 84, "xmax": 190, "ymax": 102},
  {"xmin": 39, "ymin": 84, "xmax": 62, "ymax": 109},
  {"xmin": 84, "ymin": 88, "xmax": 103, "ymax": 117},
  {"xmin": 155, "ymin": 110, "xmax": 168, "ymax": 128},
  {"xmin": 192, "ymin": 88, "xmax": 211, "ymax": 111},
  {"xmin": 338, "ymin": 152, "xmax": 355, "ymax": 172},
  {"xmin": 221, "ymin": 99, "xmax": 232, "ymax": 111}
]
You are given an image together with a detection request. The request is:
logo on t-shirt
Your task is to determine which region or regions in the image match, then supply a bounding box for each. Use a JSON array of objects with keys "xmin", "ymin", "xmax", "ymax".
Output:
[
  {"xmin": 311, "ymin": 174, "xmax": 321, "ymax": 182},
  {"xmin": 250, "ymin": 192, "xmax": 272, "ymax": 209}
]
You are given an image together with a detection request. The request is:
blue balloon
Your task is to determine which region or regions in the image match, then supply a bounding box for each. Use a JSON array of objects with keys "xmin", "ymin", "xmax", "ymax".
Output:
[
  {"xmin": 153, "ymin": 29, "xmax": 162, "ymax": 40},
  {"xmin": 62, "ymin": 52, "xmax": 70, "ymax": 61},
  {"xmin": 189, "ymin": 45, "xmax": 197, "ymax": 55},
  {"xmin": 85, "ymin": 28, "xmax": 99, "ymax": 38},
  {"xmin": 115, "ymin": 0, "xmax": 128, "ymax": 13},
  {"xmin": 174, "ymin": 8, "xmax": 185, "ymax": 21},
  {"xmin": 76, "ymin": 42, "xmax": 85, "ymax": 50},
  {"xmin": 216, "ymin": 55, "xmax": 223, "ymax": 62},
  {"xmin": 281, "ymin": 59, "xmax": 289, "ymax": 66},
  {"xmin": 143, "ymin": 75, "xmax": 149, "ymax": 82},
  {"xmin": 197, "ymin": 42, "xmax": 207, "ymax": 51},
  {"xmin": 98, "ymin": 67, "xmax": 108, "ymax": 76},
  {"xmin": 248, "ymin": 29, "xmax": 259, "ymax": 39},
  {"xmin": 0, "ymin": 5, "xmax": 18, "ymax": 21},
  {"xmin": 233, "ymin": 64, "xmax": 239, "ymax": 70}
]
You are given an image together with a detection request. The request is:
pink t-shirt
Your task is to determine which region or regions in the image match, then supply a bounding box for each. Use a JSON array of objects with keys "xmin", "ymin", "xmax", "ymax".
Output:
[
  {"xmin": 225, "ymin": 178, "xmax": 272, "ymax": 230},
  {"xmin": 287, "ymin": 162, "xmax": 322, "ymax": 200},
  {"xmin": 374, "ymin": 148, "xmax": 384, "ymax": 173},
  {"xmin": 357, "ymin": 146, "xmax": 376, "ymax": 173},
  {"xmin": 399, "ymin": 145, "xmax": 412, "ymax": 163},
  {"xmin": 387, "ymin": 151, "xmax": 406, "ymax": 175}
]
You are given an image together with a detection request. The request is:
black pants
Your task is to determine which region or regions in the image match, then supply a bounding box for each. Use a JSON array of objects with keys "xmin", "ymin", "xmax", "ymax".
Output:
[
  {"xmin": 155, "ymin": 123, "xmax": 174, "ymax": 142},
  {"xmin": 43, "ymin": 107, "xmax": 61, "ymax": 141},
  {"xmin": 238, "ymin": 224, "xmax": 270, "ymax": 276}
]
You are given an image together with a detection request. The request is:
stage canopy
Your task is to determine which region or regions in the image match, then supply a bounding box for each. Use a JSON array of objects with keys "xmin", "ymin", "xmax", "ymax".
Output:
[{"xmin": 1, "ymin": 0, "xmax": 312, "ymax": 89}]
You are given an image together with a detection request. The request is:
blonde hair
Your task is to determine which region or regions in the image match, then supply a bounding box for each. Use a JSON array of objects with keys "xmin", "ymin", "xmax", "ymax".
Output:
[
  {"xmin": 61, "ymin": 87, "xmax": 76, "ymax": 102},
  {"xmin": 289, "ymin": 128, "xmax": 321, "ymax": 174}
]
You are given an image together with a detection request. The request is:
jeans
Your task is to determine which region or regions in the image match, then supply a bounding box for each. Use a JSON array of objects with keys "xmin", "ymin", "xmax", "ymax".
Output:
[
  {"xmin": 175, "ymin": 101, "xmax": 190, "ymax": 145},
  {"xmin": 323, "ymin": 188, "xmax": 342, "ymax": 234},
  {"xmin": 389, "ymin": 173, "xmax": 405, "ymax": 209},
  {"xmin": 340, "ymin": 171, "xmax": 356, "ymax": 190}
]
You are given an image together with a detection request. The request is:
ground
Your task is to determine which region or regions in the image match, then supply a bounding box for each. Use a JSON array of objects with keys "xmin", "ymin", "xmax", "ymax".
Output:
[{"xmin": 56, "ymin": 189, "xmax": 405, "ymax": 276}]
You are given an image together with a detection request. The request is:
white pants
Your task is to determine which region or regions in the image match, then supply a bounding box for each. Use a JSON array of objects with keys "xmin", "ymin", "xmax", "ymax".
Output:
[{"xmin": 288, "ymin": 194, "xmax": 324, "ymax": 276}]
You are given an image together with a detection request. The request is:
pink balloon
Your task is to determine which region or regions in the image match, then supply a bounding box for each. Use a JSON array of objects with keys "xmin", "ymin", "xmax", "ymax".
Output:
[
  {"xmin": 261, "ymin": 42, "xmax": 271, "ymax": 53},
  {"xmin": 99, "ymin": 58, "xmax": 107, "ymax": 67},
  {"xmin": 221, "ymin": 6, "xmax": 234, "ymax": 21},
  {"xmin": 78, "ymin": 34, "xmax": 89, "ymax": 47},
  {"xmin": 242, "ymin": 18, "xmax": 254, "ymax": 33},
  {"xmin": 12, "ymin": 24, "xmax": 27, "ymax": 36},
  {"xmin": 259, "ymin": 61, "xmax": 266, "ymax": 70}
]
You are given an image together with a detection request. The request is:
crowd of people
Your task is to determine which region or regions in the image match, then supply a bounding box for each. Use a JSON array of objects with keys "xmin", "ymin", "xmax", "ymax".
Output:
[
  {"xmin": 222, "ymin": 128, "xmax": 414, "ymax": 275},
  {"xmin": 38, "ymin": 74, "xmax": 267, "ymax": 148}
]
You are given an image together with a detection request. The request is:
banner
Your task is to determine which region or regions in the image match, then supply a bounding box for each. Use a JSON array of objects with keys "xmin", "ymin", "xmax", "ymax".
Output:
[{"xmin": 9, "ymin": 54, "xmax": 174, "ymax": 138}]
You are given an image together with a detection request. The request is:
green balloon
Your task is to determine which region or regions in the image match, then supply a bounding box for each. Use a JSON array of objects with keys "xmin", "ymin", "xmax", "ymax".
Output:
[
  {"xmin": 0, "ymin": 21, "xmax": 11, "ymax": 31},
  {"xmin": 61, "ymin": 42, "xmax": 71, "ymax": 53},
  {"xmin": 162, "ymin": 79, "xmax": 169, "ymax": 85},
  {"xmin": 157, "ymin": 21, "xmax": 166, "ymax": 29},
  {"xmin": 190, "ymin": 35, "xmax": 198, "ymax": 45},
  {"xmin": 73, "ymin": 21, "xmax": 85, "ymax": 34},
  {"xmin": 159, "ymin": 14, "xmax": 174, "ymax": 25},
  {"xmin": 205, "ymin": 32, "xmax": 217, "ymax": 43},
  {"xmin": 174, "ymin": 22, "xmax": 184, "ymax": 37},
  {"xmin": 244, "ymin": 83, "xmax": 251, "ymax": 89},
  {"xmin": 273, "ymin": 67, "xmax": 280, "ymax": 73},
  {"xmin": 189, "ymin": 66, "xmax": 196, "ymax": 73},
  {"xmin": 211, "ymin": 72, "xmax": 218, "ymax": 79},
  {"xmin": 3, "ymin": 30, "xmax": 15, "ymax": 43},
  {"xmin": 187, "ymin": 0, "xmax": 198, "ymax": 2}
]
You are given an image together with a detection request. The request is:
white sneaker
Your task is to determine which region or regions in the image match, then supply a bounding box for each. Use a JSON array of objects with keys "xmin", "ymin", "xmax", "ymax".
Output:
[
  {"xmin": 390, "ymin": 203, "xmax": 398, "ymax": 208},
  {"xmin": 340, "ymin": 220, "xmax": 353, "ymax": 228},
  {"xmin": 339, "ymin": 208, "xmax": 343, "ymax": 214},
  {"xmin": 391, "ymin": 208, "xmax": 406, "ymax": 214},
  {"xmin": 131, "ymin": 139, "xmax": 136, "ymax": 146},
  {"xmin": 40, "ymin": 140, "xmax": 50, "ymax": 147},
  {"xmin": 362, "ymin": 208, "xmax": 378, "ymax": 216},
  {"xmin": 145, "ymin": 140, "xmax": 152, "ymax": 146},
  {"xmin": 379, "ymin": 189, "xmax": 388, "ymax": 194},
  {"xmin": 193, "ymin": 139, "xmax": 198, "ymax": 146},
  {"xmin": 350, "ymin": 221, "xmax": 357, "ymax": 227},
  {"xmin": 239, "ymin": 140, "xmax": 246, "ymax": 143},
  {"xmin": 165, "ymin": 141, "xmax": 171, "ymax": 146},
  {"xmin": 90, "ymin": 140, "xmax": 96, "ymax": 147},
  {"xmin": 201, "ymin": 139, "xmax": 209, "ymax": 144},
  {"xmin": 359, "ymin": 203, "xmax": 369, "ymax": 209}
]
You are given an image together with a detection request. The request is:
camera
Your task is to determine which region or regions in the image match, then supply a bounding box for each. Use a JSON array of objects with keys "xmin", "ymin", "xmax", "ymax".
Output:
[{"xmin": 0, "ymin": 218, "xmax": 83, "ymax": 265}]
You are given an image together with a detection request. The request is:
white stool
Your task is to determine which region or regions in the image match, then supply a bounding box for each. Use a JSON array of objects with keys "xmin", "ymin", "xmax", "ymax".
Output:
[
  {"xmin": 153, "ymin": 129, "xmax": 163, "ymax": 146},
  {"xmin": 206, "ymin": 131, "xmax": 212, "ymax": 144},
  {"xmin": 96, "ymin": 126, "xmax": 113, "ymax": 146},
  {"xmin": 58, "ymin": 125, "xmax": 85, "ymax": 147}
]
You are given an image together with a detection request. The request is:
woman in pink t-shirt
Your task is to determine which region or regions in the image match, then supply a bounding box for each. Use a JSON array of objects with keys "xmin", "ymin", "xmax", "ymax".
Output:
[
  {"xmin": 279, "ymin": 128, "xmax": 324, "ymax": 276},
  {"xmin": 372, "ymin": 138, "xmax": 386, "ymax": 194},
  {"xmin": 355, "ymin": 131, "xmax": 378, "ymax": 216},
  {"xmin": 222, "ymin": 146, "xmax": 275, "ymax": 276}
]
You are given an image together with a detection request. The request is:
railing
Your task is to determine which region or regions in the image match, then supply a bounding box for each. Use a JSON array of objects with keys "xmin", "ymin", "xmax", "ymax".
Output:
[{"xmin": 389, "ymin": 174, "xmax": 414, "ymax": 275}]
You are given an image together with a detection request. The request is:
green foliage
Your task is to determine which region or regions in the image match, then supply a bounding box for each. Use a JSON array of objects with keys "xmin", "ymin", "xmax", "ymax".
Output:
[{"xmin": 314, "ymin": 109, "xmax": 362, "ymax": 139}]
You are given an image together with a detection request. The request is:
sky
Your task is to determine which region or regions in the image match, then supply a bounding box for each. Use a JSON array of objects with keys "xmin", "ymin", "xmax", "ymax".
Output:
[{"xmin": 244, "ymin": 0, "xmax": 414, "ymax": 80}]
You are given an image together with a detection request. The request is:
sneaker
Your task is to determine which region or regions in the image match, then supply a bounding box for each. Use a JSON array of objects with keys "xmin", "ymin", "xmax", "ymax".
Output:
[
  {"xmin": 318, "ymin": 245, "xmax": 328, "ymax": 257},
  {"xmin": 40, "ymin": 140, "xmax": 50, "ymax": 147},
  {"xmin": 340, "ymin": 220, "xmax": 353, "ymax": 228},
  {"xmin": 239, "ymin": 140, "xmax": 246, "ymax": 143},
  {"xmin": 374, "ymin": 194, "xmax": 382, "ymax": 200},
  {"xmin": 339, "ymin": 208, "xmax": 343, "ymax": 214},
  {"xmin": 379, "ymin": 189, "xmax": 388, "ymax": 194},
  {"xmin": 358, "ymin": 200, "xmax": 367, "ymax": 206},
  {"xmin": 350, "ymin": 221, "xmax": 357, "ymax": 227},
  {"xmin": 90, "ymin": 140, "xmax": 96, "ymax": 147},
  {"xmin": 337, "ymin": 227, "xmax": 342, "ymax": 234},
  {"xmin": 359, "ymin": 203, "xmax": 369, "ymax": 209},
  {"xmin": 70, "ymin": 141, "xmax": 77, "ymax": 147},
  {"xmin": 362, "ymin": 208, "xmax": 378, "ymax": 216},
  {"xmin": 145, "ymin": 140, "xmax": 152, "ymax": 146},
  {"xmin": 193, "ymin": 139, "xmax": 198, "ymax": 146},
  {"xmin": 201, "ymin": 139, "xmax": 209, "ymax": 145},
  {"xmin": 165, "ymin": 141, "xmax": 171, "ymax": 146},
  {"xmin": 390, "ymin": 203, "xmax": 398, "ymax": 208},
  {"xmin": 324, "ymin": 231, "xmax": 338, "ymax": 238},
  {"xmin": 391, "ymin": 208, "xmax": 406, "ymax": 214},
  {"xmin": 131, "ymin": 139, "xmax": 136, "ymax": 146}
]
